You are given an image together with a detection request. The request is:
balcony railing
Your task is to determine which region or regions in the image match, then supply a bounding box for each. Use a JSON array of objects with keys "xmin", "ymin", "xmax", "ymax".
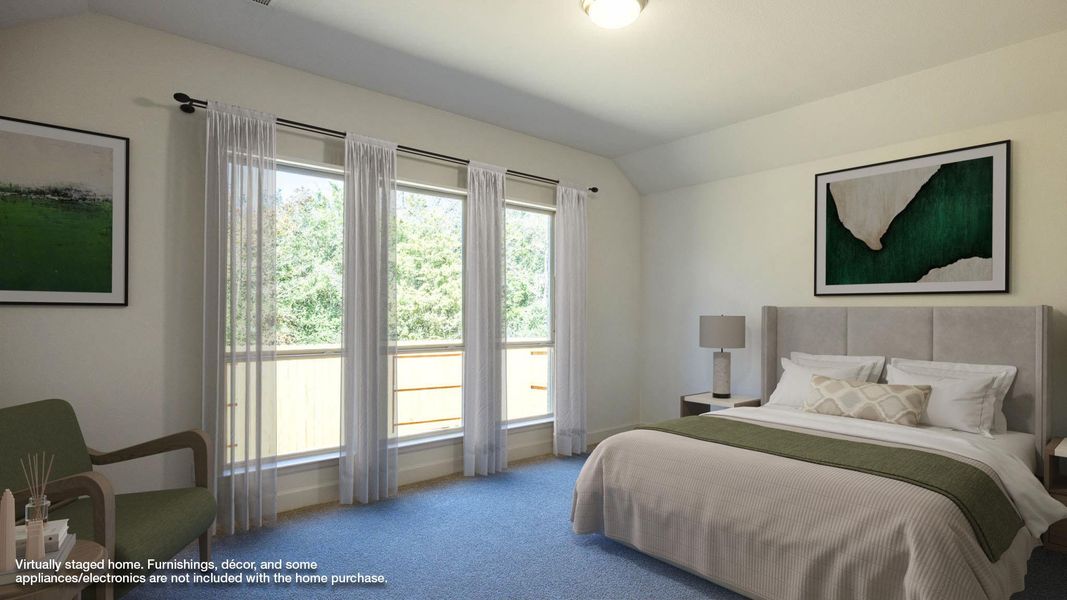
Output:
[{"xmin": 226, "ymin": 342, "xmax": 553, "ymax": 457}]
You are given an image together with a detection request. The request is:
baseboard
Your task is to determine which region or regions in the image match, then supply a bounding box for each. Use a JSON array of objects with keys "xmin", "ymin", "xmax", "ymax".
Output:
[
  {"xmin": 586, "ymin": 424, "xmax": 632, "ymax": 448},
  {"xmin": 395, "ymin": 436, "xmax": 554, "ymax": 484},
  {"xmin": 277, "ymin": 474, "xmax": 340, "ymax": 512}
]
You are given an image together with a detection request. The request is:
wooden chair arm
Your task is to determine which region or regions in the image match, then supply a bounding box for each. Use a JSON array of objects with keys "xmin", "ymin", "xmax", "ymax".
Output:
[
  {"xmin": 12, "ymin": 471, "xmax": 115, "ymax": 560},
  {"xmin": 89, "ymin": 429, "xmax": 212, "ymax": 488}
]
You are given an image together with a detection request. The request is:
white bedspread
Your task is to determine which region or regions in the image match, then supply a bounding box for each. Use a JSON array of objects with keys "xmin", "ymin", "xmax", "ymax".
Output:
[
  {"xmin": 572, "ymin": 408, "xmax": 1067, "ymax": 600},
  {"xmin": 724, "ymin": 406, "xmax": 1067, "ymax": 538}
]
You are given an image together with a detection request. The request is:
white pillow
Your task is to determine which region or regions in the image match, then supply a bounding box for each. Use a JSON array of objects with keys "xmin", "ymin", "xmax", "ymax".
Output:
[
  {"xmin": 767, "ymin": 358, "xmax": 868, "ymax": 409},
  {"xmin": 886, "ymin": 365, "xmax": 997, "ymax": 436},
  {"xmin": 791, "ymin": 352, "xmax": 885, "ymax": 383},
  {"xmin": 889, "ymin": 358, "xmax": 1017, "ymax": 433}
]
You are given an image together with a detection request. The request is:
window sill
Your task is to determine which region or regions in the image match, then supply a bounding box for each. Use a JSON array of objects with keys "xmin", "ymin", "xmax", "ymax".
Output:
[
  {"xmin": 506, "ymin": 415, "xmax": 555, "ymax": 430},
  {"xmin": 274, "ymin": 416, "xmax": 554, "ymax": 474},
  {"xmin": 275, "ymin": 450, "xmax": 340, "ymax": 473}
]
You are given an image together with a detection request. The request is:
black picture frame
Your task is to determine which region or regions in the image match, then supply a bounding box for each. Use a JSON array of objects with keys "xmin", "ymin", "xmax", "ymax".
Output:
[
  {"xmin": 814, "ymin": 140, "xmax": 1009, "ymax": 297},
  {"xmin": 0, "ymin": 115, "xmax": 129, "ymax": 306}
]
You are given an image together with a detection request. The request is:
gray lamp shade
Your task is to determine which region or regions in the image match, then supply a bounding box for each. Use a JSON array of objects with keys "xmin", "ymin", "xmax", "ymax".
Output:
[{"xmin": 699, "ymin": 315, "xmax": 746, "ymax": 349}]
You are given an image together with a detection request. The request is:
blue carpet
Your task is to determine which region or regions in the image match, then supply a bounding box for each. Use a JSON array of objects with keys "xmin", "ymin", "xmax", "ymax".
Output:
[{"xmin": 126, "ymin": 456, "xmax": 1066, "ymax": 599}]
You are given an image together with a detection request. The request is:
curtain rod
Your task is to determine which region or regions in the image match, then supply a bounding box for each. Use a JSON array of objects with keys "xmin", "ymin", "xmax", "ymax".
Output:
[{"xmin": 173, "ymin": 93, "xmax": 599, "ymax": 193}]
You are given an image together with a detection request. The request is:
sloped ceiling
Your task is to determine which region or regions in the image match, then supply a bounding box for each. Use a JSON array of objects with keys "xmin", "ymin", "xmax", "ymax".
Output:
[{"xmin": 5, "ymin": 0, "xmax": 1067, "ymax": 191}]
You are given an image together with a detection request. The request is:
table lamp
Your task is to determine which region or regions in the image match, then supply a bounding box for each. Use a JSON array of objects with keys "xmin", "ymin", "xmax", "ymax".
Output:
[{"xmin": 699, "ymin": 315, "xmax": 746, "ymax": 398}]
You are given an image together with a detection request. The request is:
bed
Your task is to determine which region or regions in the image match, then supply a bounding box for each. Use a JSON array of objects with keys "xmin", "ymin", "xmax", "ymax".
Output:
[{"xmin": 572, "ymin": 306, "xmax": 1067, "ymax": 600}]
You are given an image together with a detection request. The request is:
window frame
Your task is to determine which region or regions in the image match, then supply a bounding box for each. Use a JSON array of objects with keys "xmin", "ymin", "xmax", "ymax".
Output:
[
  {"xmin": 273, "ymin": 160, "xmax": 345, "ymax": 361},
  {"xmin": 393, "ymin": 184, "xmax": 560, "ymax": 436},
  {"xmin": 394, "ymin": 182, "xmax": 468, "ymax": 352},
  {"xmin": 270, "ymin": 161, "xmax": 347, "ymax": 459},
  {"xmin": 502, "ymin": 201, "xmax": 555, "ymax": 423},
  {"xmin": 504, "ymin": 201, "xmax": 555, "ymax": 348},
  {"xmin": 265, "ymin": 166, "xmax": 559, "ymax": 456},
  {"xmin": 392, "ymin": 184, "xmax": 467, "ymax": 439}
]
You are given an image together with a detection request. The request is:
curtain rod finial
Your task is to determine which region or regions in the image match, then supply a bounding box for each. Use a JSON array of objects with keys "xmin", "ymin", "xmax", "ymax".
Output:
[
  {"xmin": 588, "ymin": 187, "xmax": 599, "ymax": 193},
  {"xmin": 174, "ymin": 92, "xmax": 196, "ymax": 113}
]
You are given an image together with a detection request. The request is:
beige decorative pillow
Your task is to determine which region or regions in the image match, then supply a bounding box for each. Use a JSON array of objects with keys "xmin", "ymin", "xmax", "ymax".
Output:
[{"xmin": 804, "ymin": 375, "xmax": 931, "ymax": 427}]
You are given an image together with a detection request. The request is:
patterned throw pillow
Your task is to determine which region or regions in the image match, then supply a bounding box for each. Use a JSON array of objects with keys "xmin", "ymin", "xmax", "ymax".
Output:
[{"xmin": 804, "ymin": 375, "xmax": 931, "ymax": 427}]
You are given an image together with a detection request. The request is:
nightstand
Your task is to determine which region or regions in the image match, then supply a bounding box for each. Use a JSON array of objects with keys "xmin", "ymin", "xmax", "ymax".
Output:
[
  {"xmin": 680, "ymin": 392, "xmax": 761, "ymax": 417},
  {"xmin": 1043, "ymin": 437, "xmax": 1067, "ymax": 552}
]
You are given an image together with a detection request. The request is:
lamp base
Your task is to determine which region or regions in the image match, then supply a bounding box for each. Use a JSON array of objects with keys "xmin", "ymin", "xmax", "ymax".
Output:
[{"xmin": 713, "ymin": 351, "xmax": 731, "ymax": 398}]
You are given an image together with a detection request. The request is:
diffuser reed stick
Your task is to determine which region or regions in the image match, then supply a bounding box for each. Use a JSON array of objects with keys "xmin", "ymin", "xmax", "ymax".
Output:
[{"xmin": 20, "ymin": 452, "xmax": 54, "ymax": 522}]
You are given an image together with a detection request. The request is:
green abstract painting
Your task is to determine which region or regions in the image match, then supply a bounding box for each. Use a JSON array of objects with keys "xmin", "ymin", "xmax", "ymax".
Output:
[
  {"xmin": 0, "ymin": 117, "xmax": 127, "ymax": 304},
  {"xmin": 815, "ymin": 142, "xmax": 1008, "ymax": 295}
]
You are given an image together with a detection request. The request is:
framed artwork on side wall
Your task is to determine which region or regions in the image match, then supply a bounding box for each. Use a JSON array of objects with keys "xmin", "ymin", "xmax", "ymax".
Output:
[
  {"xmin": 815, "ymin": 140, "xmax": 1009, "ymax": 296},
  {"xmin": 0, "ymin": 115, "xmax": 128, "ymax": 305}
]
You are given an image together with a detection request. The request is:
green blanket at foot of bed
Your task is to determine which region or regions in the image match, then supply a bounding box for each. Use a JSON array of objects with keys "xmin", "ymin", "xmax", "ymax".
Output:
[{"xmin": 638, "ymin": 416, "xmax": 1023, "ymax": 561}]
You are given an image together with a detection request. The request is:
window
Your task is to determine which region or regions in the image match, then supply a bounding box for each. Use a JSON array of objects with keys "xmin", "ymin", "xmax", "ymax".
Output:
[
  {"xmin": 394, "ymin": 187, "xmax": 465, "ymax": 437},
  {"xmin": 274, "ymin": 165, "xmax": 343, "ymax": 456},
  {"xmin": 233, "ymin": 165, "xmax": 556, "ymax": 457},
  {"xmin": 505, "ymin": 207, "xmax": 552, "ymax": 341},
  {"xmin": 505, "ymin": 205, "xmax": 553, "ymax": 421},
  {"xmin": 394, "ymin": 195, "xmax": 556, "ymax": 435}
]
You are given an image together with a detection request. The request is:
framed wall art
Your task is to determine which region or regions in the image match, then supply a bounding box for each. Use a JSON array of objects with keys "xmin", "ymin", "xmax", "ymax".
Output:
[
  {"xmin": 815, "ymin": 140, "xmax": 1008, "ymax": 296},
  {"xmin": 0, "ymin": 115, "xmax": 128, "ymax": 305}
]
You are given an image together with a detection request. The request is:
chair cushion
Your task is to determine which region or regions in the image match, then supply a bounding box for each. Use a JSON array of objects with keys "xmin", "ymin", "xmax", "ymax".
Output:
[
  {"xmin": 51, "ymin": 487, "xmax": 216, "ymax": 567},
  {"xmin": 0, "ymin": 399, "xmax": 92, "ymax": 492}
]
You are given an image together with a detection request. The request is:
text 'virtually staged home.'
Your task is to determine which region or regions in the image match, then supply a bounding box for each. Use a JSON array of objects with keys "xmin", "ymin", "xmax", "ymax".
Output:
[{"xmin": 2, "ymin": 1, "xmax": 1067, "ymax": 599}]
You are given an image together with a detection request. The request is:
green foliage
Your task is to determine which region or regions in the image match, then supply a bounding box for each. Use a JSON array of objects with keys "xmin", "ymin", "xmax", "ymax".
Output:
[
  {"xmin": 505, "ymin": 208, "xmax": 551, "ymax": 340},
  {"xmin": 275, "ymin": 177, "xmax": 552, "ymax": 347},
  {"xmin": 395, "ymin": 192, "xmax": 463, "ymax": 342},
  {"xmin": 275, "ymin": 180, "xmax": 343, "ymax": 345}
]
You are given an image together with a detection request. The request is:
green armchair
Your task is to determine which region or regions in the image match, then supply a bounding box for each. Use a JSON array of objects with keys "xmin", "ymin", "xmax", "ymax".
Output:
[{"xmin": 0, "ymin": 399, "xmax": 216, "ymax": 598}]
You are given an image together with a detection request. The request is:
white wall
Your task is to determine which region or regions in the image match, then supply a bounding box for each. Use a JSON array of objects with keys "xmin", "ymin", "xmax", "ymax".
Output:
[
  {"xmin": 638, "ymin": 33, "xmax": 1067, "ymax": 432},
  {"xmin": 619, "ymin": 28, "xmax": 1067, "ymax": 195},
  {"xmin": 0, "ymin": 13, "xmax": 642, "ymax": 497}
]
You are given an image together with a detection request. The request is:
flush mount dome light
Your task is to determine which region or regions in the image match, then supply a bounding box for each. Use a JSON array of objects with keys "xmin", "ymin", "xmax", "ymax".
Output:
[{"xmin": 581, "ymin": 0, "xmax": 647, "ymax": 29}]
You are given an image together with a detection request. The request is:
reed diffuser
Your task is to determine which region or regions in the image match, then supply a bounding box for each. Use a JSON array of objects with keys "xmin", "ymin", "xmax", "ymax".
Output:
[
  {"xmin": 20, "ymin": 453, "xmax": 53, "ymax": 561},
  {"xmin": 20, "ymin": 452, "xmax": 54, "ymax": 523}
]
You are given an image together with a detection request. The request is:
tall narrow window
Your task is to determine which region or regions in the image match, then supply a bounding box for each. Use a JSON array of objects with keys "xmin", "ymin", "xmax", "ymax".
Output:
[
  {"xmin": 394, "ymin": 187, "xmax": 465, "ymax": 437},
  {"xmin": 273, "ymin": 165, "xmax": 343, "ymax": 457},
  {"xmin": 505, "ymin": 205, "xmax": 553, "ymax": 421}
]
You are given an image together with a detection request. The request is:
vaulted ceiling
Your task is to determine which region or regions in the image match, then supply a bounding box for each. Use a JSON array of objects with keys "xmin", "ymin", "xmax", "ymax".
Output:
[{"xmin": 6, "ymin": 1, "xmax": 1067, "ymax": 162}]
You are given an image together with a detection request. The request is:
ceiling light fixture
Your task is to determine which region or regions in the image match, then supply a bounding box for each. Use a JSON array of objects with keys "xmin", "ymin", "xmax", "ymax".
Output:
[{"xmin": 581, "ymin": 0, "xmax": 647, "ymax": 29}]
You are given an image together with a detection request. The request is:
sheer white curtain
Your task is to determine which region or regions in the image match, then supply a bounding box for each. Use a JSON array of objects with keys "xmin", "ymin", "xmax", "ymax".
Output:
[
  {"xmin": 463, "ymin": 162, "xmax": 508, "ymax": 476},
  {"xmin": 340, "ymin": 133, "xmax": 399, "ymax": 504},
  {"xmin": 202, "ymin": 101, "xmax": 278, "ymax": 533},
  {"xmin": 553, "ymin": 184, "xmax": 588, "ymax": 456}
]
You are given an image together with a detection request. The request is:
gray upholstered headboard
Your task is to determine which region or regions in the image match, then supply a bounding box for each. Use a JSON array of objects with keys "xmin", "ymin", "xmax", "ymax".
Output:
[{"xmin": 761, "ymin": 306, "xmax": 1051, "ymax": 459}]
